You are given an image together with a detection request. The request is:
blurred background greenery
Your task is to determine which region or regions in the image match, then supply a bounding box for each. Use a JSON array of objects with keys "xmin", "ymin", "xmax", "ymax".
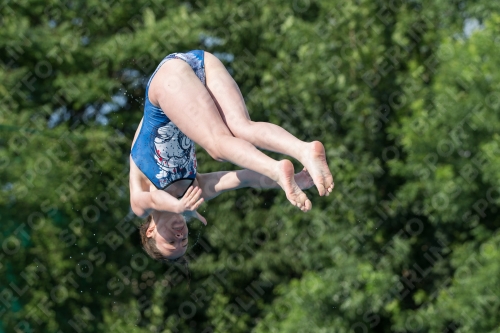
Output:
[{"xmin": 1, "ymin": 0, "xmax": 500, "ymax": 332}]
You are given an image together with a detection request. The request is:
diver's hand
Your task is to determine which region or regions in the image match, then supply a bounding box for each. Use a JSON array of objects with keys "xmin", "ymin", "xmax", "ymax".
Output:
[
  {"xmin": 177, "ymin": 186, "xmax": 204, "ymax": 213},
  {"xmin": 295, "ymin": 168, "xmax": 314, "ymax": 190},
  {"xmin": 183, "ymin": 210, "xmax": 208, "ymax": 226}
]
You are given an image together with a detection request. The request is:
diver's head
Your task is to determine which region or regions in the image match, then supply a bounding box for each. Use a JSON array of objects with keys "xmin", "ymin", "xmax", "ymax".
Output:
[{"xmin": 140, "ymin": 211, "xmax": 189, "ymax": 261}]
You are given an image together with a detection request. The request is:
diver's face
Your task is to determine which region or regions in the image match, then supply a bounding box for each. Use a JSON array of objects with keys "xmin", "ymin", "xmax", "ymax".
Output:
[{"xmin": 147, "ymin": 212, "xmax": 188, "ymax": 259}]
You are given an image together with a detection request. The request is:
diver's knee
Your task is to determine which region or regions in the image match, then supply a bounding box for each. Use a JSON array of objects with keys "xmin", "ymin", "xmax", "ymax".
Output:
[
  {"xmin": 204, "ymin": 137, "xmax": 229, "ymax": 162},
  {"xmin": 207, "ymin": 150, "xmax": 225, "ymax": 162},
  {"xmin": 229, "ymin": 120, "xmax": 254, "ymax": 140}
]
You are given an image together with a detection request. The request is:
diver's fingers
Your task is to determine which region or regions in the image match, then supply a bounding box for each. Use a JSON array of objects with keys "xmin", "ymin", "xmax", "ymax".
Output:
[
  {"xmin": 188, "ymin": 188, "xmax": 202, "ymax": 207},
  {"xmin": 192, "ymin": 197, "xmax": 204, "ymax": 210},
  {"xmin": 183, "ymin": 186, "xmax": 194, "ymax": 199},
  {"xmin": 185, "ymin": 186, "xmax": 201, "ymax": 202}
]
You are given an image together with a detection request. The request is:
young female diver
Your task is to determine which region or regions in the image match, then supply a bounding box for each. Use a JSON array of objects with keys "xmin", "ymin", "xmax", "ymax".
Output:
[{"xmin": 129, "ymin": 50, "xmax": 334, "ymax": 261}]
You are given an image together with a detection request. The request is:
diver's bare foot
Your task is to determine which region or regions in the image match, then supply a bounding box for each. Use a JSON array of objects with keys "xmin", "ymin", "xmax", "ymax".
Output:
[
  {"xmin": 302, "ymin": 141, "xmax": 334, "ymax": 196},
  {"xmin": 294, "ymin": 168, "xmax": 314, "ymax": 190},
  {"xmin": 277, "ymin": 160, "xmax": 312, "ymax": 212}
]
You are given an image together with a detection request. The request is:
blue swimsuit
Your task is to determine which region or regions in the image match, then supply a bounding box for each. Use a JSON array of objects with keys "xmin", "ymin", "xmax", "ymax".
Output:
[{"xmin": 131, "ymin": 50, "xmax": 205, "ymax": 192}]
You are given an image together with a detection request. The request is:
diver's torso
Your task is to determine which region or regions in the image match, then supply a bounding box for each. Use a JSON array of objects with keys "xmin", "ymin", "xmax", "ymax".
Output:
[{"xmin": 131, "ymin": 118, "xmax": 199, "ymax": 199}]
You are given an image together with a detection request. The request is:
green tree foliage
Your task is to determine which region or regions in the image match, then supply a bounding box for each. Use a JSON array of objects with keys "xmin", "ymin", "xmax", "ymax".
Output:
[{"xmin": 1, "ymin": 1, "xmax": 499, "ymax": 332}]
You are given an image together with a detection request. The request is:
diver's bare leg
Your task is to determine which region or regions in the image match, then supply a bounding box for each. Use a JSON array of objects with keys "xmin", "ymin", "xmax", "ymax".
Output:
[{"xmin": 204, "ymin": 52, "xmax": 334, "ymax": 196}]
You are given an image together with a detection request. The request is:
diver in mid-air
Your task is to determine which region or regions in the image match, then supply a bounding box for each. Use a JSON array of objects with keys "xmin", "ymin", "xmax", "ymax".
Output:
[{"xmin": 129, "ymin": 50, "xmax": 333, "ymax": 261}]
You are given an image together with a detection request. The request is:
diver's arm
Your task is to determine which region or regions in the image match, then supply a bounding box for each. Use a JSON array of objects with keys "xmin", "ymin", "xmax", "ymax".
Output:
[
  {"xmin": 129, "ymin": 156, "xmax": 183, "ymax": 217},
  {"xmin": 131, "ymin": 188, "xmax": 205, "ymax": 217},
  {"xmin": 195, "ymin": 170, "xmax": 269, "ymax": 201},
  {"xmin": 131, "ymin": 190, "xmax": 182, "ymax": 218},
  {"xmin": 196, "ymin": 169, "xmax": 312, "ymax": 201},
  {"xmin": 130, "ymin": 156, "xmax": 204, "ymax": 217}
]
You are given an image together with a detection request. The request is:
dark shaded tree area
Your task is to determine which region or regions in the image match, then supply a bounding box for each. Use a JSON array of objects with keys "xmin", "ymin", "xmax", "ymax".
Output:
[{"xmin": 1, "ymin": 0, "xmax": 499, "ymax": 332}]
